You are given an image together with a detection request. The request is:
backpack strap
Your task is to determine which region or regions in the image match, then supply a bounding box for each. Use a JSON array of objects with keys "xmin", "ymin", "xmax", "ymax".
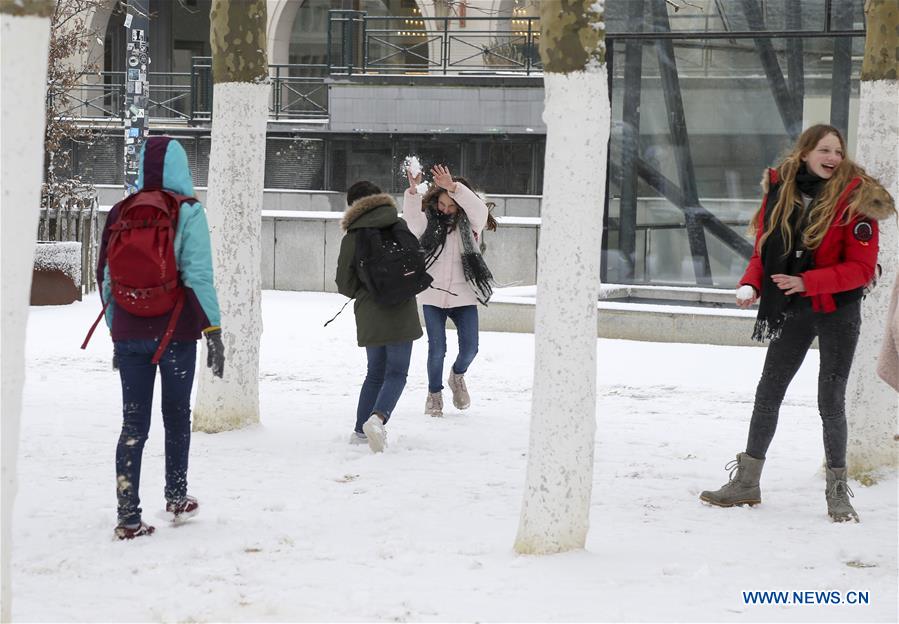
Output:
[
  {"xmin": 356, "ymin": 227, "xmax": 382, "ymax": 249},
  {"xmin": 110, "ymin": 278, "xmax": 180, "ymax": 302},
  {"xmin": 429, "ymin": 285, "xmax": 458, "ymax": 297},
  {"xmin": 164, "ymin": 191, "xmax": 198, "ymax": 208},
  {"xmin": 80, "ymin": 298, "xmax": 112, "ymax": 351},
  {"xmin": 109, "ymin": 218, "xmax": 174, "ymax": 231},
  {"xmin": 355, "ymin": 227, "xmax": 381, "ymax": 266},
  {"xmin": 353, "ymin": 227, "xmax": 366, "ymax": 261},
  {"xmin": 151, "ymin": 290, "xmax": 186, "ymax": 364},
  {"xmin": 80, "ymin": 289, "xmax": 186, "ymax": 362},
  {"xmin": 323, "ymin": 298, "xmax": 352, "ymax": 327}
]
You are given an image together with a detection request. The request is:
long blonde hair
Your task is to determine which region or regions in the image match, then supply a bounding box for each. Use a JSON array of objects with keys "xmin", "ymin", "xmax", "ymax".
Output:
[{"xmin": 753, "ymin": 124, "xmax": 878, "ymax": 254}]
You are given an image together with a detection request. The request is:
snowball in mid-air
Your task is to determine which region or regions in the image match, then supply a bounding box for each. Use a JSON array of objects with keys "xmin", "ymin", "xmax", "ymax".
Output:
[{"xmin": 403, "ymin": 155, "xmax": 422, "ymax": 177}]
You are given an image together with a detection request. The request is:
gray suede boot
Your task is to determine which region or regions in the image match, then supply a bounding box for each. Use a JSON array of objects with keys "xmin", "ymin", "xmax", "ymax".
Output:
[
  {"xmin": 700, "ymin": 452, "xmax": 764, "ymax": 507},
  {"xmin": 447, "ymin": 371, "xmax": 471, "ymax": 409},
  {"xmin": 825, "ymin": 467, "xmax": 859, "ymax": 523},
  {"xmin": 425, "ymin": 391, "xmax": 443, "ymax": 417}
]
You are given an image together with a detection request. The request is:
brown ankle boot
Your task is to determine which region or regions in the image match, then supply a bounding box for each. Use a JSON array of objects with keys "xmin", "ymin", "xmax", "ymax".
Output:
[{"xmin": 700, "ymin": 453, "xmax": 764, "ymax": 507}]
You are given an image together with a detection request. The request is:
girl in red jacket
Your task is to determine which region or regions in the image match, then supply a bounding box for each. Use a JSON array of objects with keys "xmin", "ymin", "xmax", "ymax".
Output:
[{"xmin": 700, "ymin": 124, "xmax": 895, "ymax": 522}]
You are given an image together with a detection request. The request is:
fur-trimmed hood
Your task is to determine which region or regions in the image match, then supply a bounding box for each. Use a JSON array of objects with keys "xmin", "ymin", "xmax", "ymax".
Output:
[
  {"xmin": 340, "ymin": 193, "xmax": 398, "ymax": 231},
  {"xmin": 759, "ymin": 168, "xmax": 778, "ymax": 195},
  {"xmin": 760, "ymin": 167, "xmax": 896, "ymax": 221},
  {"xmin": 852, "ymin": 180, "xmax": 896, "ymax": 220}
]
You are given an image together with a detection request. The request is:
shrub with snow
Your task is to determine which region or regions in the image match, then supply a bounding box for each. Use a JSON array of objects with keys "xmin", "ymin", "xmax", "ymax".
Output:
[{"xmin": 33, "ymin": 241, "xmax": 81, "ymax": 287}]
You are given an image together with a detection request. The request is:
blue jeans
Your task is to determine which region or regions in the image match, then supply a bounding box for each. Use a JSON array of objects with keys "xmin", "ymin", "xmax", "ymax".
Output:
[
  {"xmin": 422, "ymin": 304, "xmax": 479, "ymax": 393},
  {"xmin": 355, "ymin": 341, "xmax": 414, "ymax": 433},
  {"xmin": 114, "ymin": 339, "xmax": 197, "ymax": 525}
]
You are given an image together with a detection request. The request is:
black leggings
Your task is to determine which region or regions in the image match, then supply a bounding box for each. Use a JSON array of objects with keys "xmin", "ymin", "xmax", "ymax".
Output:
[{"xmin": 745, "ymin": 300, "xmax": 861, "ymax": 468}]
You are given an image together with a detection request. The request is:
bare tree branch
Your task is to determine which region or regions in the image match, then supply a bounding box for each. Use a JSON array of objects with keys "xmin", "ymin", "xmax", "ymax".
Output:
[
  {"xmin": 43, "ymin": 0, "xmax": 116, "ymax": 209},
  {"xmin": 666, "ymin": 0, "xmax": 704, "ymax": 11},
  {"xmin": 175, "ymin": 0, "xmax": 199, "ymax": 15}
]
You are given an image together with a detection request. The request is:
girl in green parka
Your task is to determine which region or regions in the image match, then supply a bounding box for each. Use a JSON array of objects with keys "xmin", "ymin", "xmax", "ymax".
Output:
[{"xmin": 335, "ymin": 181, "xmax": 423, "ymax": 453}]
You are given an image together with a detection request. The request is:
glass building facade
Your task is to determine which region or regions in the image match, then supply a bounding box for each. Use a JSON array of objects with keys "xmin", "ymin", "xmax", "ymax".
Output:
[{"xmin": 602, "ymin": 0, "xmax": 866, "ymax": 287}]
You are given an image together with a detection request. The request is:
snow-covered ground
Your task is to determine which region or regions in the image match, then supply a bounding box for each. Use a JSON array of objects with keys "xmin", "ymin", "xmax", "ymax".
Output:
[{"xmin": 11, "ymin": 291, "xmax": 897, "ymax": 622}]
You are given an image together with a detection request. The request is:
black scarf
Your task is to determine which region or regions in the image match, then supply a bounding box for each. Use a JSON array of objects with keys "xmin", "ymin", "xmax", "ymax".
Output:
[
  {"xmin": 751, "ymin": 168, "xmax": 825, "ymax": 341},
  {"xmin": 795, "ymin": 163, "xmax": 826, "ymax": 198},
  {"xmin": 420, "ymin": 207, "xmax": 495, "ymax": 305}
]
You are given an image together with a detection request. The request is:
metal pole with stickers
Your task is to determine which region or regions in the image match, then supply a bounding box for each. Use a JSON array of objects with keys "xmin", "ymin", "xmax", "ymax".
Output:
[{"xmin": 123, "ymin": 0, "xmax": 150, "ymax": 195}]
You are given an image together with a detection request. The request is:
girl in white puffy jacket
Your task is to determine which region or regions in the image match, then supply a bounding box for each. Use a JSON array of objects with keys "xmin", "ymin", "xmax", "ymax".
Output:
[{"xmin": 403, "ymin": 164, "xmax": 496, "ymax": 417}]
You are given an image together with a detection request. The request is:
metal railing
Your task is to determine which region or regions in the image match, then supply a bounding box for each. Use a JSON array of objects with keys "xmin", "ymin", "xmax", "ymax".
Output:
[
  {"xmin": 269, "ymin": 65, "xmax": 330, "ymax": 120},
  {"xmin": 189, "ymin": 56, "xmax": 213, "ymax": 121},
  {"xmin": 328, "ymin": 11, "xmax": 542, "ymax": 76},
  {"xmin": 63, "ymin": 13, "xmax": 543, "ymax": 123},
  {"xmin": 55, "ymin": 70, "xmax": 195, "ymax": 121},
  {"xmin": 191, "ymin": 59, "xmax": 330, "ymax": 121},
  {"xmin": 65, "ymin": 58, "xmax": 332, "ymax": 122}
]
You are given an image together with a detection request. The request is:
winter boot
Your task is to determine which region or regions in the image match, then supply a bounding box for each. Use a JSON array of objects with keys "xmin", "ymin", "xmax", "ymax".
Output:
[
  {"xmin": 349, "ymin": 431, "xmax": 368, "ymax": 445},
  {"xmin": 825, "ymin": 466, "xmax": 859, "ymax": 523},
  {"xmin": 362, "ymin": 413, "xmax": 387, "ymax": 453},
  {"xmin": 166, "ymin": 495, "xmax": 199, "ymax": 522},
  {"xmin": 114, "ymin": 521, "xmax": 155, "ymax": 540},
  {"xmin": 700, "ymin": 452, "xmax": 764, "ymax": 507},
  {"xmin": 447, "ymin": 371, "xmax": 471, "ymax": 410},
  {"xmin": 425, "ymin": 391, "xmax": 443, "ymax": 417}
]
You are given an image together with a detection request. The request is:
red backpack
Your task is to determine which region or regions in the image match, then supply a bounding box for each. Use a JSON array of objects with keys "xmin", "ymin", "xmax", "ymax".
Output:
[{"xmin": 82, "ymin": 189, "xmax": 195, "ymax": 363}]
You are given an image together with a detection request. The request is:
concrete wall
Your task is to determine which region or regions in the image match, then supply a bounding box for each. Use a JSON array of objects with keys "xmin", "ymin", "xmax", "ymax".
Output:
[
  {"xmin": 95, "ymin": 185, "xmax": 548, "ymax": 217},
  {"xmin": 96, "ymin": 186, "xmax": 754, "ymax": 288},
  {"xmin": 478, "ymin": 299, "xmax": 763, "ymax": 347},
  {"xmin": 259, "ymin": 211, "xmax": 537, "ymax": 294},
  {"xmin": 95, "ymin": 185, "xmax": 756, "ymax": 219},
  {"xmin": 327, "ymin": 80, "xmax": 545, "ymax": 134},
  {"xmin": 97, "ymin": 205, "xmax": 536, "ymax": 291}
]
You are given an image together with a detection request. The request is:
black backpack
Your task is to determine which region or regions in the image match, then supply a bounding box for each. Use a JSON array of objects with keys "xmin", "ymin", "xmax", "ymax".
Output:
[{"xmin": 354, "ymin": 221, "xmax": 432, "ymax": 306}]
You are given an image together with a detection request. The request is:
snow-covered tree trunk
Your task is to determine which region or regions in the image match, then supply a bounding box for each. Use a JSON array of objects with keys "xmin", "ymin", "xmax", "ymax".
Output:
[
  {"xmin": 845, "ymin": 0, "xmax": 899, "ymax": 477},
  {"xmin": 193, "ymin": 0, "xmax": 269, "ymax": 432},
  {"xmin": 514, "ymin": 0, "xmax": 609, "ymax": 555},
  {"xmin": 1, "ymin": 2, "xmax": 54, "ymax": 618}
]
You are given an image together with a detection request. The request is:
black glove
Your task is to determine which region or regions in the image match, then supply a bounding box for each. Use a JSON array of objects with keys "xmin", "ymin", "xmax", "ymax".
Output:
[
  {"xmin": 112, "ymin": 353, "xmax": 119, "ymax": 371},
  {"xmin": 205, "ymin": 329, "xmax": 225, "ymax": 378}
]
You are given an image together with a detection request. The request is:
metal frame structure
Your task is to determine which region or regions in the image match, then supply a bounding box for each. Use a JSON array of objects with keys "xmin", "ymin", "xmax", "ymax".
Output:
[{"xmin": 603, "ymin": 0, "xmax": 865, "ymax": 285}]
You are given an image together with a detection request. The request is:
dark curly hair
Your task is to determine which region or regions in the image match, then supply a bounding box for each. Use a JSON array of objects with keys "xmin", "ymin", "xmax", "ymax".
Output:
[
  {"xmin": 421, "ymin": 176, "xmax": 497, "ymax": 231},
  {"xmin": 346, "ymin": 180, "xmax": 382, "ymax": 206}
]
